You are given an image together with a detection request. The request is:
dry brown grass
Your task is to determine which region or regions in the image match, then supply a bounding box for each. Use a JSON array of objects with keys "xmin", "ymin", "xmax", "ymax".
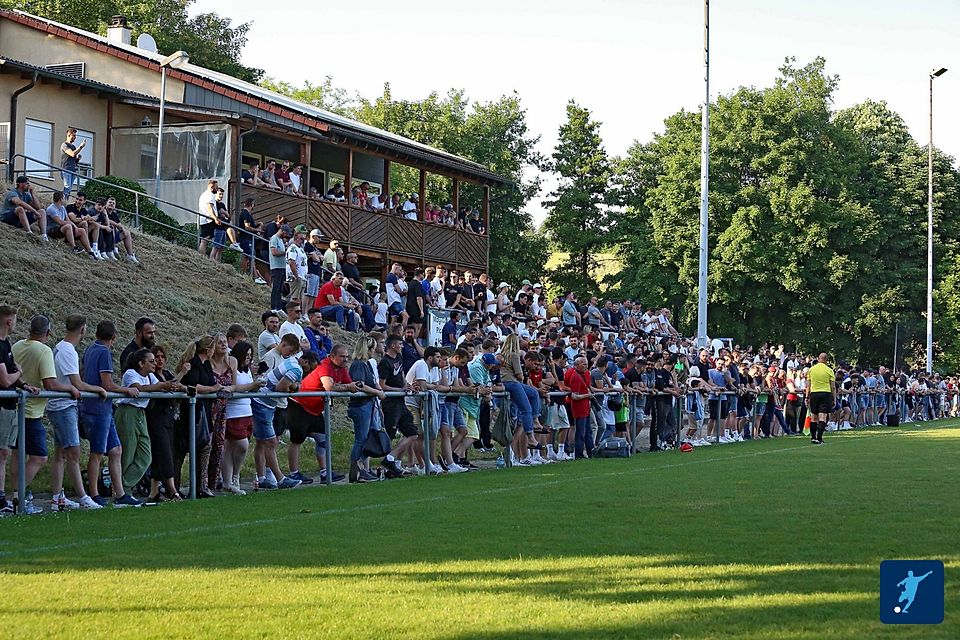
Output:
[{"xmin": 0, "ymin": 200, "xmax": 355, "ymax": 359}]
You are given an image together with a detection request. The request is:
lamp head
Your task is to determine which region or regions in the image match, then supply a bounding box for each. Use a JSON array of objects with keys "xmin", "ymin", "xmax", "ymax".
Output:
[
  {"xmin": 160, "ymin": 51, "xmax": 190, "ymax": 69},
  {"xmin": 932, "ymin": 67, "xmax": 948, "ymax": 78}
]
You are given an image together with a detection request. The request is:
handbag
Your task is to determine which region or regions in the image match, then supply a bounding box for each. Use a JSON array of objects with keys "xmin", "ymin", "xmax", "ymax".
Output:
[
  {"xmin": 491, "ymin": 399, "xmax": 514, "ymax": 447},
  {"xmin": 362, "ymin": 428, "xmax": 392, "ymax": 459}
]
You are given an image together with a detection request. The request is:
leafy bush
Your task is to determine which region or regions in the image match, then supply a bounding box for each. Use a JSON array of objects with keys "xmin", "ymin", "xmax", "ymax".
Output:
[{"xmin": 83, "ymin": 176, "xmax": 189, "ymax": 244}]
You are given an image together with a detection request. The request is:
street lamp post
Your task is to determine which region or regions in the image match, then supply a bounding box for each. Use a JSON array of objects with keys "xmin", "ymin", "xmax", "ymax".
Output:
[
  {"xmin": 696, "ymin": 0, "xmax": 710, "ymax": 349},
  {"xmin": 154, "ymin": 50, "xmax": 190, "ymax": 200},
  {"xmin": 927, "ymin": 67, "xmax": 947, "ymax": 374}
]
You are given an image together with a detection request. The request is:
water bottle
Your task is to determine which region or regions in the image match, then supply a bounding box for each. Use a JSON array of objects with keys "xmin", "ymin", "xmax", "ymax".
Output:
[{"xmin": 496, "ymin": 455, "xmax": 505, "ymax": 469}]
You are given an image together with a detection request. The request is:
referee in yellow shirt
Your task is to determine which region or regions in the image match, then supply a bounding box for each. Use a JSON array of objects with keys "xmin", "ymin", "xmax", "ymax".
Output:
[{"xmin": 806, "ymin": 353, "xmax": 836, "ymax": 445}]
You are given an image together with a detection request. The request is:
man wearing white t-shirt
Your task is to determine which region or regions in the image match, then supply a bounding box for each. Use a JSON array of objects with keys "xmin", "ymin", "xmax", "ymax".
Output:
[
  {"xmin": 430, "ymin": 266, "xmax": 447, "ymax": 309},
  {"xmin": 197, "ymin": 179, "xmax": 218, "ymax": 257},
  {"xmin": 286, "ymin": 226, "xmax": 309, "ymax": 309},
  {"xmin": 405, "ymin": 346, "xmax": 444, "ymax": 474},
  {"xmin": 385, "ymin": 262, "xmax": 409, "ymax": 327},
  {"xmin": 46, "ymin": 314, "xmax": 108, "ymax": 510},
  {"xmin": 279, "ymin": 300, "xmax": 309, "ymax": 355},
  {"xmin": 402, "ymin": 194, "xmax": 419, "ymax": 219}
]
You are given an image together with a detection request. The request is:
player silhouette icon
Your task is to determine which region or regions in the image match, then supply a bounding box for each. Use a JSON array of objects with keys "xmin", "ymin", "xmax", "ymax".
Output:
[{"xmin": 896, "ymin": 570, "xmax": 933, "ymax": 613}]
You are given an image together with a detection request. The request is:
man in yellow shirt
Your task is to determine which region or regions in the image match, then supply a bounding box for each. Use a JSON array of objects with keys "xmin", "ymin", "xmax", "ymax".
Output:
[
  {"xmin": 806, "ymin": 352, "xmax": 836, "ymax": 445},
  {"xmin": 10, "ymin": 315, "xmax": 79, "ymax": 513}
]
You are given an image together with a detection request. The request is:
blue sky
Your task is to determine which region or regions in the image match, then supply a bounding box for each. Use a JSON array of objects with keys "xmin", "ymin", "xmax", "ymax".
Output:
[{"xmin": 193, "ymin": 0, "xmax": 959, "ymax": 222}]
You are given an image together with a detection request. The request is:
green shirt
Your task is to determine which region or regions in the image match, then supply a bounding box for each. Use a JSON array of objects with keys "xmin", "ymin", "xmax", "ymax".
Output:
[{"xmin": 11, "ymin": 339, "xmax": 56, "ymax": 419}]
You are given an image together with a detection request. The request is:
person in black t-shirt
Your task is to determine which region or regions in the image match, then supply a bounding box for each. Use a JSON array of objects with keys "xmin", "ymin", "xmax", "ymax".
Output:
[
  {"xmin": 377, "ymin": 336, "xmax": 418, "ymax": 477},
  {"xmin": 237, "ymin": 198, "xmax": 266, "ymax": 282},
  {"xmin": 406, "ymin": 267, "xmax": 427, "ymax": 333}
]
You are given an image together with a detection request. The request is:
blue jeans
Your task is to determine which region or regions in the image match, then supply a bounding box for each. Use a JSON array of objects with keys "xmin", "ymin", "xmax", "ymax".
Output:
[
  {"xmin": 320, "ymin": 304, "xmax": 346, "ymax": 328},
  {"xmin": 270, "ymin": 268, "xmax": 285, "ymax": 311},
  {"xmin": 504, "ymin": 381, "xmax": 539, "ymax": 434},
  {"xmin": 574, "ymin": 416, "xmax": 590, "ymax": 457},
  {"xmin": 61, "ymin": 170, "xmax": 79, "ymax": 199},
  {"xmin": 347, "ymin": 402, "xmax": 374, "ymax": 462},
  {"xmin": 359, "ymin": 304, "xmax": 375, "ymax": 332}
]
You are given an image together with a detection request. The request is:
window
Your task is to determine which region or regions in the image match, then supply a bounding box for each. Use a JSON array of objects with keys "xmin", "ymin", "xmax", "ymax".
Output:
[
  {"xmin": 24, "ymin": 119, "xmax": 53, "ymax": 178},
  {"xmin": 73, "ymin": 129, "xmax": 94, "ymax": 183}
]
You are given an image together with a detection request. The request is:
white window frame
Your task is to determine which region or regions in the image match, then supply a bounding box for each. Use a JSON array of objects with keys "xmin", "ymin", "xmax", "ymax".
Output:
[
  {"xmin": 24, "ymin": 118, "xmax": 53, "ymax": 178},
  {"xmin": 73, "ymin": 129, "xmax": 94, "ymax": 183}
]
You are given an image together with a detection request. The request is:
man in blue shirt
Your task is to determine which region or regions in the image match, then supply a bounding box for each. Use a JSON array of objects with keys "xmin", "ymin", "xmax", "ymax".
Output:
[
  {"xmin": 80, "ymin": 320, "xmax": 142, "ymax": 507},
  {"xmin": 442, "ymin": 311, "xmax": 460, "ymax": 348}
]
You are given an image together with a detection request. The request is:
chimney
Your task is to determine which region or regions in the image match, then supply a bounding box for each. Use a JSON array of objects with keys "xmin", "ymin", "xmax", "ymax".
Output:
[{"xmin": 106, "ymin": 15, "xmax": 131, "ymax": 46}]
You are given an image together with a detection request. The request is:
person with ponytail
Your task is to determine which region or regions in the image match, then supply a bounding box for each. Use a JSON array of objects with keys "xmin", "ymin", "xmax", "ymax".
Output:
[{"xmin": 346, "ymin": 335, "xmax": 386, "ymax": 482}]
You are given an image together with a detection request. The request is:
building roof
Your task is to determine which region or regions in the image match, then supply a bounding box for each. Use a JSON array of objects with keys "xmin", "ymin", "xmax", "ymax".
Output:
[
  {"xmin": 1, "ymin": 9, "xmax": 509, "ymax": 186},
  {"xmin": 0, "ymin": 55, "xmax": 153, "ymax": 100}
]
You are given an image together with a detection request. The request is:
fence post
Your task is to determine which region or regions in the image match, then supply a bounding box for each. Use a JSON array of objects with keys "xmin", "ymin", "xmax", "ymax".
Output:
[
  {"xmin": 188, "ymin": 396, "xmax": 197, "ymax": 500},
  {"xmin": 323, "ymin": 398, "xmax": 333, "ymax": 487},
  {"xmin": 628, "ymin": 395, "xmax": 637, "ymax": 452},
  {"xmin": 421, "ymin": 394, "xmax": 432, "ymax": 472},
  {"xmin": 134, "ymin": 191, "xmax": 141, "ymax": 229},
  {"xmin": 16, "ymin": 391, "xmax": 27, "ymax": 513}
]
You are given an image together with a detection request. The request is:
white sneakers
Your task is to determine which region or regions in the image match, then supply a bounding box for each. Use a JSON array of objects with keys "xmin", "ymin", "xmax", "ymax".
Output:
[
  {"xmin": 78, "ymin": 494, "xmax": 103, "ymax": 509},
  {"xmin": 446, "ymin": 463, "xmax": 468, "ymax": 473},
  {"xmin": 224, "ymin": 484, "xmax": 247, "ymax": 495},
  {"xmin": 52, "ymin": 492, "xmax": 80, "ymax": 510}
]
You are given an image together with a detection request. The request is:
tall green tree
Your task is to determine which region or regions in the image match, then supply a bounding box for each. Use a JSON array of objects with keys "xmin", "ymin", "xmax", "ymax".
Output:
[
  {"xmin": 542, "ymin": 101, "xmax": 611, "ymax": 296},
  {"xmin": 610, "ymin": 57, "xmax": 960, "ymax": 366},
  {"xmin": 1, "ymin": 0, "xmax": 262, "ymax": 81}
]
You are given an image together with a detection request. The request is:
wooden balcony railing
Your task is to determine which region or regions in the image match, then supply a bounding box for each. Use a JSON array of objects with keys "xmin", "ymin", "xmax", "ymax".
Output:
[{"xmin": 239, "ymin": 184, "xmax": 488, "ymax": 270}]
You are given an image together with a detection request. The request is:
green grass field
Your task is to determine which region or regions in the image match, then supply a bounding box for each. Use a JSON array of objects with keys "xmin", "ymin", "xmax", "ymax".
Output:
[{"xmin": 1, "ymin": 422, "xmax": 958, "ymax": 639}]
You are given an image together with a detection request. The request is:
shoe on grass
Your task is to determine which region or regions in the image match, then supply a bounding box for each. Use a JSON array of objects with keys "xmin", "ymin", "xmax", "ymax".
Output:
[
  {"xmin": 113, "ymin": 494, "xmax": 143, "ymax": 508},
  {"xmin": 278, "ymin": 476, "xmax": 302, "ymax": 489}
]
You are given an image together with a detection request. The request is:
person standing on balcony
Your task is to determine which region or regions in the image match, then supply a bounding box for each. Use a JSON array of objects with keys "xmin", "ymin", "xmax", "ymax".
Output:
[
  {"xmin": 357, "ymin": 182, "xmax": 371, "ymax": 209},
  {"xmin": 275, "ymin": 161, "xmax": 293, "ymax": 193},
  {"xmin": 287, "ymin": 164, "xmax": 304, "ymax": 197},
  {"xmin": 259, "ymin": 161, "xmax": 281, "ymax": 190},
  {"xmin": 197, "ymin": 179, "xmax": 218, "ymax": 257},
  {"xmin": 269, "ymin": 224, "xmax": 293, "ymax": 312},
  {"xmin": 402, "ymin": 193, "xmax": 419, "ymax": 220},
  {"xmin": 60, "ymin": 128, "xmax": 86, "ymax": 200}
]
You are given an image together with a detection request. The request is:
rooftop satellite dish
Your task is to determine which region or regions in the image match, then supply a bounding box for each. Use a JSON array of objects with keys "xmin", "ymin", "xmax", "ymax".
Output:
[{"xmin": 136, "ymin": 33, "xmax": 158, "ymax": 53}]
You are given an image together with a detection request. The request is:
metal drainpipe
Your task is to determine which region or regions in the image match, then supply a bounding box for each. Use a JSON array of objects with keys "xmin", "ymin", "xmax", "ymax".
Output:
[
  {"xmin": 8, "ymin": 71, "xmax": 38, "ymax": 181},
  {"xmin": 235, "ymin": 114, "xmax": 259, "ymax": 212}
]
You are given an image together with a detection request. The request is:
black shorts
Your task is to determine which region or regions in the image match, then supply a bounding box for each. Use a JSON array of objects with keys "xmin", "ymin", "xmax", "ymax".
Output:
[
  {"xmin": 382, "ymin": 399, "xmax": 417, "ymax": 438},
  {"xmin": 809, "ymin": 392, "xmax": 833, "ymax": 415},
  {"xmin": 286, "ymin": 401, "xmax": 325, "ymax": 444},
  {"xmin": 272, "ymin": 406, "xmax": 287, "ymax": 438},
  {"xmin": 47, "ymin": 224, "xmax": 65, "ymax": 239},
  {"xmin": 199, "ymin": 222, "xmax": 216, "ymax": 239},
  {"xmin": 708, "ymin": 398, "xmax": 728, "ymax": 421}
]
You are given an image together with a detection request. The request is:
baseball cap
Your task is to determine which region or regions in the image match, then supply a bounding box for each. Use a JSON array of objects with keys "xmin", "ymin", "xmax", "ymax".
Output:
[
  {"xmin": 279, "ymin": 224, "xmax": 294, "ymax": 235},
  {"xmin": 294, "ymin": 224, "xmax": 308, "ymax": 234},
  {"xmin": 309, "ymin": 228, "xmax": 322, "ymax": 238},
  {"xmin": 549, "ymin": 317, "xmax": 560, "ymax": 323},
  {"xmin": 481, "ymin": 353, "xmax": 499, "ymax": 367},
  {"xmin": 521, "ymin": 279, "xmax": 532, "ymax": 286},
  {"xmin": 533, "ymin": 283, "xmax": 543, "ymax": 289},
  {"xmin": 689, "ymin": 365, "xmax": 700, "ymax": 377},
  {"xmin": 680, "ymin": 442, "xmax": 694, "ymax": 453},
  {"xmin": 498, "ymin": 282, "xmax": 510, "ymax": 289}
]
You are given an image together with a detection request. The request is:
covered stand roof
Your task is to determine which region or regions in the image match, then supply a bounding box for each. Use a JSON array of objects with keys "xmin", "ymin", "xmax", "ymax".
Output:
[{"xmin": 1, "ymin": 9, "xmax": 509, "ymax": 186}]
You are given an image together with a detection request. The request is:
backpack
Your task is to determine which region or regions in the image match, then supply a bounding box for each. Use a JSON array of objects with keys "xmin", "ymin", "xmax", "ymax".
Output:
[{"xmin": 491, "ymin": 401, "xmax": 515, "ymax": 447}]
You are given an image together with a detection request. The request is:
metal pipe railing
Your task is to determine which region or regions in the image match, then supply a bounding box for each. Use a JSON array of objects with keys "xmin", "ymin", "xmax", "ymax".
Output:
[{"xmin": 0, "ymin": 386, "xmax": 943, "ymax": 516}]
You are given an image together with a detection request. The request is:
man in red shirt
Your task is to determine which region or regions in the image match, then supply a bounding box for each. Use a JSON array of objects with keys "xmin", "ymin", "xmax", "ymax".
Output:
[
  {"xmin": 289, "ymin": 345, "xmax": 360, "ymax": 483},
  {"xmin": 563, "ymin": 356, "xmax": 594, "ymax": 459},
  {"xmin": 317, "ymin": 272, "xmax": 356, "ymax": 330}
]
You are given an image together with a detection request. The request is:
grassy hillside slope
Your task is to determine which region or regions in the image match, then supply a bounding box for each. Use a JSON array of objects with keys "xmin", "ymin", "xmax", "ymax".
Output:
[{"xmin": 0, "ymin": 219, "xmax": 271, "ymax": 354}]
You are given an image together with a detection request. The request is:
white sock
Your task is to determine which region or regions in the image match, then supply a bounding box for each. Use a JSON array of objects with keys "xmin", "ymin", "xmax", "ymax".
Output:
[
  {"xmin": 546, "ymin": 443, "xmax": 555, "ymax": 455},
  {"xmin": 91, "ymin": 243, "xmax": 98, "ymax": 252}
]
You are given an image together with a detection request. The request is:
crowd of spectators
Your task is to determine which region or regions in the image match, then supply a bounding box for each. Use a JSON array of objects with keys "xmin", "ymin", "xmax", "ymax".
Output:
[
  {"xmin": 1, "ymin": 262, "xmax": 952, "ymax": 515},
  {"xmin": 2, "ymin": 175, "xmax": 140, "ymax": 263}
]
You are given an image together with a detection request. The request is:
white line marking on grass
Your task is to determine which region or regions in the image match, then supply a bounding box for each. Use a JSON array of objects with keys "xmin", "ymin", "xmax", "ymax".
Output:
[{"xmin": 0, "ymin": 429, "xmax": 909, "ymax": 558}]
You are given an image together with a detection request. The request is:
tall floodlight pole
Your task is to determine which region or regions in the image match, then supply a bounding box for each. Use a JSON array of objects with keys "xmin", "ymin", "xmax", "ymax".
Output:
[
  {"xmin": 927, "ymin": 67, "xmax": 947, "ymax": 374},
  {"xmin": 696, "ymin": 0, "xmax": 710, "ymax": 348}
]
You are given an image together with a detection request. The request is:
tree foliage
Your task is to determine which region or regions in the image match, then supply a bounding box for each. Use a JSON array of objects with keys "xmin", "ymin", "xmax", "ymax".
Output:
[
  {"xmin": 542, "ymin": 101, "xmax": 612, "ymax": 296},
  {"xmin": 1, "ymin": 0, "xmax": 262, "ymax": 81},
  {"xmin": 610, "ymin": 57, "xmax": 960, "ymax": 367}
]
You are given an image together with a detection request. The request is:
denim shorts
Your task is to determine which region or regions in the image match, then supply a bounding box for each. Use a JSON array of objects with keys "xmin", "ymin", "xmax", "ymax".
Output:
[
  {"xmin": 440, "ymin": 403, "xmax": 466, "ymax": 429},
  {"xmin": 726, "ymin": 394, "xmax": 738, "ymax": 414},
  {"xmin": 82, "ymin": 411, "xmax": 121, "ymax": 454},
  {"xmin": 306, "ymin": 274, "xmax": 320, "ymax": 298},
  {"xmin": 213, "ymin": 228, "xmax": 226, "ymax": 248},
  {"xmin": 11, "ymin": 417, "xmax": 48, "ymax": 457},
  {"xmin": 251, "ymin": 400, "xmax": 277, "ymax": 440},
  {"xmin": 48, "ymin": 406, "xmax": 81, "ymax": 448}
]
